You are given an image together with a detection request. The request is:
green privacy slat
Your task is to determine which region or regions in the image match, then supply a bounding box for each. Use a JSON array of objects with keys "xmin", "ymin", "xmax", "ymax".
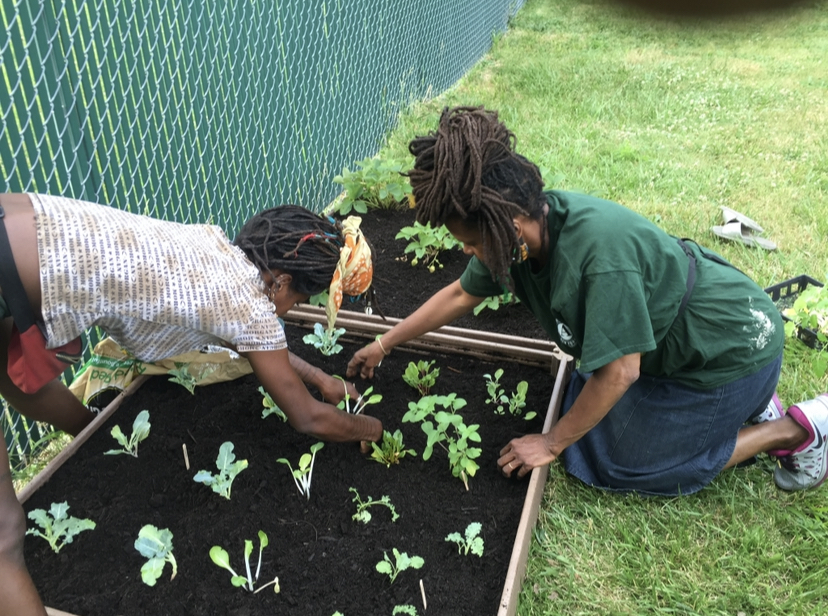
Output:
[{"xmin": 1, "ymin": 0, "xmax": 524, "ymax": 463}]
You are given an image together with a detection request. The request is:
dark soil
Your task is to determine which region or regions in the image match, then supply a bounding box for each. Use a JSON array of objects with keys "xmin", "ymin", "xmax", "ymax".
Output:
[{"xmin": 22, "ymin": 209, "xmax": 561, "ymax": 616}]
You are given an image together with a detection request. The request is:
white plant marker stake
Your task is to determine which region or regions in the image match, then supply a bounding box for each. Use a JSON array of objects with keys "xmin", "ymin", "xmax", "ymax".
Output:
[
  {"xmin": 420, "ymin": 578, "xmax": 427, "ymax": 611},
  {"xmin": 182, "ymin": 444, "xmax": 190, "ymax": 470}
]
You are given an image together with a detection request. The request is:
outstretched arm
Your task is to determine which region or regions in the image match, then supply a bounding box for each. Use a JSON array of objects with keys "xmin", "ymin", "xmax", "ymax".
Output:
[
  {"xmin": 246, "ymin": 348, "xmax": 382, "ymax": 443},
  {"xmin": 346, "ymin": 279, "xmax": 483, "ymax": 379},
  {"xmin": 288, "ymin": 351, "xmax": 357, "ymax": 403},
  {"xmin": 499, "ymin": 352, "xmax": 641, "ymax": 478}
]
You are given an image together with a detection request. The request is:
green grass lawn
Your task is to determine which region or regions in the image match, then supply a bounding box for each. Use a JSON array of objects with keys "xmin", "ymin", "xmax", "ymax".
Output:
[{"xmin": 380, "ymin": 0, "xmax": 828, "ymax": 613}]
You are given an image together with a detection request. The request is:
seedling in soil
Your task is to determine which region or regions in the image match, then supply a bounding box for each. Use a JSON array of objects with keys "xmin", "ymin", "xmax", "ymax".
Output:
[
  {"xmin": 402, "ymin": 360, "xmax": 439, "ymax": 397},
  {"xmin": 134, "ymin": 524, "xmax": 177, "ymax": 586},
  {"xmin": 445, "ymin": 522, "xmax": 484, "ymax": 557},
  {"xmin": 329, "ymin": 156, "xmax": 412, "ymax": 215},
  {"xmin": 395, "ymin": 221, "xmax": 462, "ymax": 272},
  {"xmin": 394, "ymin": 607, "xmax": 419, "ymax": 615},
  {"xmin": 350, "ymin": 487, "xmax": 400, "ymax": 524},
  {"xmin": 303, "ymin": 322, "xmax": 346, "ymax": 356},
  {"xmin": 375, "ymin": 548, "xmax": 424, "ymax": 584},
  {"xmin": 193, "ymin": 441, "xmax": 248, "ymax": 500},
  {"xmin": 370, "ymin": 429, "xmax": 417, "ymax": 468},
  {"xmin": 783, "ymin": 284, "xmax": 828, "ymax": 377},
  {"xmin": 209, "ymin": 530, "xmax": 280, "ymax": 593},
  {"xmin": 336, "ymin": 378, "xmax": 382, "ymax": 414},
  {"xmin": 258, "ymin": 386, "xmax": 287, "ymax": 422},
  {"xmin": 473, "ymin": 289, "xmax": 519, "ymax": 315},
  {"xmin": 167, "ymin": 362, "xmax": 215, "ymax": 394},
  {"xmin": 277, "ymin": 442, "xmax": 324, "ymax": 499},
  {"xmin": 26, "ymin": 502, "xmax": 95, "ymax": 553},
  {"xmin": 104, "ymin": 409, "xmax": 151, "ymax": 457},
  {"xmin": 402, "ymin": 394, "xmax": 481, "ymax": 490},
  {"xmin": 483, "ymin": 370, "xmax": 536, "ymax": 420}
]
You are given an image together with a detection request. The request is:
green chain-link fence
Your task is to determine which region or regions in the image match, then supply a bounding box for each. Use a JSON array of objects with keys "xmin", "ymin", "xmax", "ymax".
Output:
[{"xmin": 1, "ymin": 0, "xmax": 524, "ymax": 470}]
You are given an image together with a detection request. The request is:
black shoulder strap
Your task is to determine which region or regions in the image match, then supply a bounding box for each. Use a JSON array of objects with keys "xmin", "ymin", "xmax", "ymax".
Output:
[{"xmin": 0, "ymin": 205, "xmax": 38, "ymax": 331}]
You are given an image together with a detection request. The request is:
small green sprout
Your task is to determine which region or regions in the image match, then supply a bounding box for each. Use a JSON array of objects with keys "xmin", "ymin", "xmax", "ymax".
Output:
[
  {"xmin": 445, "ymin": 522, "xmax": 484, "ymax": 557},
  {"xmin": 473, "ymin": 290, "xmax": 519, "ymax": 315},
  {"xmin": 303, "ymin": 322, "xmax": 346, "ymax": 356},
  {"xmin": 394, "ymin": 606, "xmax": 419, "ymax": 616},
  {"xmin": 167, "ymin": 362, "xmax": 215, "ymax": 394},
  {"xmin": 210, "ymin": 530, "xmax": 280, "ymax": 593},
  {"xmin": 104, "ymin": 410, "xmax": 151, "ymax": 457},
  {"xmin": 134, "ymin": 524, "xmax": 177, "ymax": 586},
  {"xmin": 395, "ymin": 222, "xmax": 462, "ymax": 272},
  {"xmin": 258, "ymin": 386, "xmax": 287, "ymax": 422},
  {"xmin": 26, "ymin": 502, "xmax": 95, "ymax": 553},
  {"xmin": 375, "ymin": 548, "xmax": 424, "ymax": 584},
  {"xmin": 336, "ymin": 379, "xmax": 382, "ymax": 415},
  {"xmin": 370, "ymin": 429, "xmax": 416, "ymax": 467},
  {"xmin": 483, "ymin": 370, "xmax": 535, "ymax": 420},
  {"xmin": 277, "ymin": 442, "xmax": 324, "ymax": 499},
  {"xmin": 193, "ymin": 441, "xmax": 248, "ymax": 500},
  {"xmin": 350, "ymin": 487, "xmax": 400, "ymax": 524},
  {"xmin": 402, "ymin": 360, "xmax": 439, "ymax": 397}
]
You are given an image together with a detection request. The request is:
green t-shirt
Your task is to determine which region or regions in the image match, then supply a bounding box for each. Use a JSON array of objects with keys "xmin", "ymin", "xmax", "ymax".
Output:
[{"xmin": 460, "ymin": 191, "xmax": 784, "ymax": 389}]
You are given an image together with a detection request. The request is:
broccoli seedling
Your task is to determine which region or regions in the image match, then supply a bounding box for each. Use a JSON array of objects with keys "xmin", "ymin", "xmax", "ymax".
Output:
[
  {"xmin": 193, "ymin": 441, "xmax": 248, "ymax": 500},
  {"xmin": 395, "ymin": 221, "xmax": 462, "ymax": 272},
  {"xmin": 258, "ymin": 386, "xmax": 287, "ymax": 422},
  {"xmin": 375, "ymin": 548, "xmax": 424, "ymax": 584},
  {"xmin": 336, "ymin": 379, "xmax": 382, "ymax": 415},
  {"xmin": 445, "ymin": 522, "xmax": 484, "ymax": 557},
  {"xmin": 210, "ymin": 530, "xmax": 280, "ymax": 593},
  {"xmin": 277, "ymin": 442, "xmax": 324, "ymax": 499},
  {"xmin": 104, "ymin": 410, "xmax": 151, "ymax": 457},
  {"xmin": 167, "ymin": 362, "xmax": 215, "ymax": 394},
  {"xmin": 134, "ymin": 524, "xmax": 177, "ymax": 586},
  {"xmin": 303, "ymin": 322, "xmax": 346, "ymax": 356},
  {"xmin": 350, "ymin": 487, "xmax": 400, "ymax": 524},
  {"xmin": 26, "ymin": 502, "xmax": 95, "ymax": 553}
]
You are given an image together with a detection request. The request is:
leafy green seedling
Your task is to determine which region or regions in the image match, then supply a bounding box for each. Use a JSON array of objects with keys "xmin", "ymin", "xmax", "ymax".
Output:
[
  {"xmin": 277, "ymin": 442, "xmax": 324, "ymax": 499},
  {"xmin": 375, "ymin": 548, "xmax": 424, "ymax": 584},
  {"xmin": 193, "ymin": 441, "xmax": 248, "ymax": 500},
  {"xmin": 350, "ymin": 487, "xmax": 400, "ymax": 524},
  {"xmin": 394, "ymin": 606, "xmax": 419, "ymax": 615},
  {"xmin": 134, "ymin": 524, "xmax": 178, "ymax": 586},
  {"xmin": 328, "ymin": 156, "xmax": 412, "ymax": 215},
  {"xmin": 445, "ymin": 522, "xmax": 484, "ymax": 557},
  {"xmin": 105, "ymin": 410, "xmax": 151, "ymax": 457},
  {"xmin": 167, "ymin": 362, "xmax": 216, "ymax": 394},
  {"xmin": 308, "ymin": 289, "xmax": 329, "ymax": 307},
  {"xmin": 508, "ymin": 380, "xmax": 535, "ymax": 420},
  {"xmin": 336, "ymin": 379, "xmax": 382, "ymax": 415},
  {"xmin": 209, "ymin": 530, "xmax": 280, "ymax": 593},
  {"xmin": 402, "ymin": 360, "xmax": 439, "ymax": 397},
  {"xmin": 395, "ymin": 222, "xmax": 462, "ymax": 272},
  {"xmin": 303, "ymin": 322, "xmax": 346, "ymax": 356},
  {"xmin": 26, "ymin": 502, "xmax": 95, "ymax": 553},
  {"xmin": 783, "ymin": 284, "xmax": 828, "ymax": 377},
  {"xmin": 258, "ymin": 386, "xmax": 287, "ymax": 422},
  {"xmin": 370, "ymin": 429, "xmax": 416, "ymax": 467},
  {"xmin": 483, "ymin": 369, "xmax": 507, "ymax": 413},
  {"xmin": 473, "ymin": 290, "xmax": 519, "ymax": 315}
]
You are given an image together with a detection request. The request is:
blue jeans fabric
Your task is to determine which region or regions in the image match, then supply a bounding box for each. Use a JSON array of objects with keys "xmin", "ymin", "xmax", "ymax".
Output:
[{"xmin": 561, "ymin": 353, "xmax": 783, "ymax": 496}]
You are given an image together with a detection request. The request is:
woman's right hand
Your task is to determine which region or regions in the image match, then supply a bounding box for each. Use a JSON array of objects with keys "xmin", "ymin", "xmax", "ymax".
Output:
[{"xmin": 346, "ymin": 340, "xmax": 386, "ymax": 380}]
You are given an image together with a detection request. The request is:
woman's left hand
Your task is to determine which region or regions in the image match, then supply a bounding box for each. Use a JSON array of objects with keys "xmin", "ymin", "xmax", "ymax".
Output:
[
  {"xmin": 498, "ymin": 434, "xmax": 557, "ymax": 479},
  {"xmin": 319, "ymin": 375, "xmax": 359, "ymax": 404}
]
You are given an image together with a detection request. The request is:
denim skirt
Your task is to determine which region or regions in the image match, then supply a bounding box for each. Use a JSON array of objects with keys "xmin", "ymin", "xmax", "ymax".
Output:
[{"xmin": 561, "ymin": 354, "xmax": 782, "ymax": 496}]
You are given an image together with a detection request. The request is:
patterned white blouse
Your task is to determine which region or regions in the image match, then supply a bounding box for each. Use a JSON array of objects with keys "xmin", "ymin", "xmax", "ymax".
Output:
[{"xmin": 30, "ymin": 194, "xmax": 286, "ymax": 360}]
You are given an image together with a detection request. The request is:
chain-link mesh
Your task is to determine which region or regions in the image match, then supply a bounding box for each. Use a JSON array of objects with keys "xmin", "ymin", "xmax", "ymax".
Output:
[{"xmin": 1, "ymin": 0, "xmax": 524, "ymax": 468}]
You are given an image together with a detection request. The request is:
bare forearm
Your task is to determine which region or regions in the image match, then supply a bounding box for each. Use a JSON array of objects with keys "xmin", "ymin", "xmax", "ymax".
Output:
[
  {"xmin": 381, "ymin": 280, "xmax": 481, "ymax": 350},
  {"xmin": 288, "ymin": 351, "xmax": 322, "ymax": 388}
]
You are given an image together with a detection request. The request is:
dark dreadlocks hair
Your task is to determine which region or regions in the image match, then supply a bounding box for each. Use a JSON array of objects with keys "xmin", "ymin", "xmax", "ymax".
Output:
[
  {"xmin": 233, "ymin": 205, "xmax": 344, "ymax": 296},
  {"xmin": 408, "ymin": 106, "xmax": 547, "ymax": 287}
]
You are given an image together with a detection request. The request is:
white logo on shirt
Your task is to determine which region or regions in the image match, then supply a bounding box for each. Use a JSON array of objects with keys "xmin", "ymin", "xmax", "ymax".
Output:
[{"xmin": 556, "ymin": 319, "xmax": 576, "ymax": 347}]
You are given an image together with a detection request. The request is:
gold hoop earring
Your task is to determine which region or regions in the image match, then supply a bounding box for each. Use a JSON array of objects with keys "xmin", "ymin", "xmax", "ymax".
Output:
[{"xmin": 513, "ymin": 237, "xmax": 529, "ymax": 263}]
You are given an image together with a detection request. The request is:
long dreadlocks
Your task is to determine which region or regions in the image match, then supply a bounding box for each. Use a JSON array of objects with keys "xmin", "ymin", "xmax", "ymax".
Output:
[
  {"xmin": 408, "ymin": 106, "xmax": 546, "ymax": 287},
  {"xmin": 233, "ymin": 205, "xmax": 343, "ymax": 296}
]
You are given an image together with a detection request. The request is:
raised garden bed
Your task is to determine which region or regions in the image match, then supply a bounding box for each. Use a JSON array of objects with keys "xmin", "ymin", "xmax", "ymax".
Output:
[
  {"xmin": 21, "ymin": 318, "xmax": 570, "ymax": 616},
  {"xmin": 765, "ymin": 274, "xmax": 826, "ymax": 350}
]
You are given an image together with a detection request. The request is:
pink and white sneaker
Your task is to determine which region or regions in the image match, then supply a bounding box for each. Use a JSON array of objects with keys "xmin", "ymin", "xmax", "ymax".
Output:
[
  {"xmin": 774, "ymin": 394, "xmax": 828, "ymax": 491},
  {"xmin": 751, "ymin": 393, "xmax": 785, "ymax": 425}
]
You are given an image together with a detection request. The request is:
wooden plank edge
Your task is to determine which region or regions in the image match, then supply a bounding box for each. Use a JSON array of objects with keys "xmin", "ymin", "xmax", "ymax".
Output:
[
  {"xmin": 16, "ymin": 375, "xmax": 150, "ymax": 505},
  {"xmin": 498, "ymin": 357, "xmax": 571, "ymax": 616}
]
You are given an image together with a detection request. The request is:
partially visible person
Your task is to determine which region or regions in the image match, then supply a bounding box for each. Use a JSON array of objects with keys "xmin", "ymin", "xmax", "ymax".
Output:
[
  {"xmin": 0, "ymin": 193, "xmax": 382, "ymax": 615},
  {"xmin": 347, "ymin": 106, "xmax": 827, "ymax": 499}
]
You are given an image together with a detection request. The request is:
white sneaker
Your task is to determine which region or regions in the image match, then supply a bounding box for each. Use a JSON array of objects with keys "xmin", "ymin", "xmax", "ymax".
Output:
[
  {"xmin": 774, "ymin": 395, "xmax": 828, "ymax": 491},
  {"xmin": 750, "ymin": 393, "xmax": 785, "ymax": 425}
]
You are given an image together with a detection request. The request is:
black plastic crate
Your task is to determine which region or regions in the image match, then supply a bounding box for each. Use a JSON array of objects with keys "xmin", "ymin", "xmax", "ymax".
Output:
[{"xmin": 764, "ymin": 275, "xmax": 825, "ymax": 349}]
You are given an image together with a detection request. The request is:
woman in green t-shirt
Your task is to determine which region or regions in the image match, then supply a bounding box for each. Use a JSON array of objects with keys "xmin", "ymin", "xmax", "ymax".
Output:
[{"xmin": 347, "ymin": 105, "xmax": 828, "ymax": 496}]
